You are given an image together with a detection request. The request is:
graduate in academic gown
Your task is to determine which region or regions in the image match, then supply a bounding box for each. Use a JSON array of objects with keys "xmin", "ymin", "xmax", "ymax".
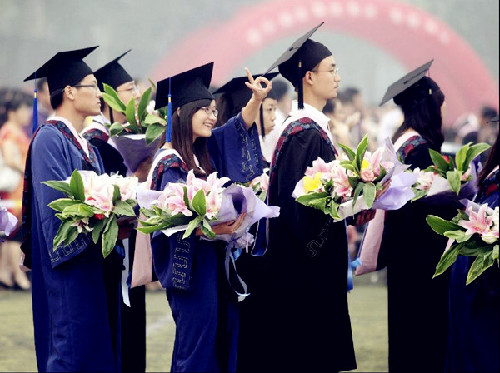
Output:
[
  {"xmin": 150, "ymin": 62, "xmax": 271, "ymax": 372},
  {"xmin": 376, "ymin": 64, "xmax": 466, "ymax": 373},
  {"xmin": 21, "ymin": 47, "xmax": 130, "ymax": 372},
  {"xmin": 82, "ymin": 50, "xmax": 147, "ymax": 373},
  {"xmin": 236, "ymin": 23, "xmax": 372, "ymax": 373}
]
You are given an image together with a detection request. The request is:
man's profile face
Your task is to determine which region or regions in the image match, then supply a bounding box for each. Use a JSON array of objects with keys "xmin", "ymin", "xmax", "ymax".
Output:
[{"xmin": 310, "ymin": 55, "xmax": 341, "ymax": 101}]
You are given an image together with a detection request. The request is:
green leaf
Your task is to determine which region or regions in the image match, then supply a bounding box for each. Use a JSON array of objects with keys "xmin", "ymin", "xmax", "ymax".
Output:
[
  {"xmin": 352, "ymin": 182, "xmax": 365, "ymax": 207},
  {"xmin": 426, "ymin": 215, "xmax": 461, "ymax": 235},
  {"xmin": 144, "ymin": 113, "xmax": 166, "ymax": 125},
  {"xmin": 201, "ymin": 218, "xmax": 215, "ymax": 238},
  {"xmin": 446, "ymin": 170, "xmax": 462, "ymax": 194},
  {"xmin": 145, "ymin": 122, "xmax": 165, "ymax": 144},
  {"xmin": 296, "ymin": 192, "xmax": 329, "ymax": 212},
  {"xmin": 338, "ymin": 143, "xmax": 356, "ymax": 161},
  {"xmin": 428, "ymin": 149, "xmax": 449, "ymax": 175},
  {"xmin": 463, "ymin": 143, "xmax": 491, "ymax": 170},
  {"xmin": 52, "ymin": 220, "xmax": 74, "ymax": 250},
  {"xmin": 42, "ymin": 180, "xmax": 72, "ymax": 196},
  {"xmin": 47, "ymin": 198, "xmax": 79, "ymax": 212},
  {"xmin": 191, "ymin": 190, "xmax": 207, "ymax": 216},
  {"xmin": 493, "ymin": 245, "xmax": 499, "ymax": 261},
  {"xmin": 355, "ymin": 135, "xmax": 368, "ymax": 171},
  {"xmin": 112, "ymin": 185, "xmax": 121, "ymax": 204},
  {"xmin": 125, "ymin": 97, "xmax": 137, "ymax": 127},
  {"xmin": 328, "ymin": 201, "xmax": 341, "ymax": 220},
  {"xmin": 362, "ymin": 182, "xmax": 376, "ymax": 208},
  {"xmin": 466, "ymin": 253, "xmax": 495, "ymax": 285},
  {"xmin": 182, "ymin": 216, "xmax": 203, "ymax": 239},
  {"xmin": 92, "ymin": 219, "xmax": 106, "ymax": 244},
  {"xmin": 454, "ymin": 143, "xmax": 469, "ymax": 172},
  {"xmin": 433, "ymin": 243, "xmax": 459, "ymax": 278},
  {"xmin": 102, "ymin": 215, "xmax": 118, "ymax": 258},
  {"xmin": 340, "ymin": 161, "xmax": 356, "ymax": 172},
  {"xmin": 443, "ymin": 230, "xmax": 472, "ymax": 243},
  {"xmin": 137, "ymin": 87, "xmax": 152, "ymax": 122},
  {"xmin": 103, "ymin": 83, "xmax": 127, "ymax": 112},
  {"xmin": 61, "ymin": 203, "xmax": 95, "ymax": 219},
  {"xmin": 70, "ymin": 170, "xmax": 85, "ymax": 202},
  {"xmin": 109, "ymin": 122, "xmax": 125, "ymax": 137},
  {"xmin": 113, "ymin": 200, "xmax": 136, "ymax": 217},
  {"xmin": 64, "ymin": 226, "xmax": 79, "ymax": 246}
]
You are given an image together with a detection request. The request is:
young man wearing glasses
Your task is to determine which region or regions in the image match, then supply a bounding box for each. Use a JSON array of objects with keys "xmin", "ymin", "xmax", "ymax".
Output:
[{"xmin": 22, "ymin": 47, "xmax": 130, "ymax": 371}]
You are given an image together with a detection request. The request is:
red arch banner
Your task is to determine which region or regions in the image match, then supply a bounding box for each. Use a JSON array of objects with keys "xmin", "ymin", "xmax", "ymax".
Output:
[{"xmin": 151, "ymin": 0, "xmax": 499, "ymax": 125}]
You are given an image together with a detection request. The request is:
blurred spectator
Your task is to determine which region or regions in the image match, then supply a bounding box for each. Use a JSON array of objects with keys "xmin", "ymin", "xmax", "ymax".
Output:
[
  {"xmin": 376, "ymin": 103, "xmax": 403, "ymax": 147},
  {"xmin": 0, "ymin": 88, "xmax": 32, "ymax": 290},
  {"xmin": 454, "ymin": 112, "xmax": 478, "ymax": 144},
  {"xmin": 322, "ymin": 98, "xmax": 351, "ymax": 147}
]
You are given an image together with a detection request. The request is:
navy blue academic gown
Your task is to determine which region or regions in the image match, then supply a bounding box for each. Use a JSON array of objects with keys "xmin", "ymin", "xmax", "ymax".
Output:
[
  {"xmin": 150, "ymin": 153, "xmax": 238, "ymax": 373},
  {"xmin": 28, "ymin": 123, "xmax": 117, "ymax": 372},
  {"xmin": 445, "ymin": 168, "xmax": 499, "ymax": 373}
]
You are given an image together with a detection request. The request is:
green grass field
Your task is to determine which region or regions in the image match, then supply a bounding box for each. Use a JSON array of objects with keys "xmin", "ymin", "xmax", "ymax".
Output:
[{"xmin": 0, "ymin": 275, "xmax": 387, "ymax": 372}]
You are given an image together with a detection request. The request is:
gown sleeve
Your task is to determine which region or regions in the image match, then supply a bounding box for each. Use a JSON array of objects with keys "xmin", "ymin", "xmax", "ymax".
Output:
[
  {"xmin": 31, "ymin": 127, "xmax": 93, "ymax": 268},
  {"xmin": 208, "ymin": 112, "xmax": 263, "ymax": 182}
]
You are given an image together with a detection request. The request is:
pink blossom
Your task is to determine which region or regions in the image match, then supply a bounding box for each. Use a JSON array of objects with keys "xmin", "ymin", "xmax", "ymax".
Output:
[
  {"xmin": 111, "ymin": 175, "xmax": 138, "ymax": 201},
  {"xmin": 305, "ymin": 157, "xmax": 333, "ymax": 177},
  {"xmin": 459, "ymin": 204, "xmax": 494, "ymax": 237},
  {"xmin": 331, "ymin": 164, "xmax": 352, "ymax": 198},
  {"xmin": 84, "ymin": 173, "xmax": 114, "ymax": 215},
  {"xmin": 205, "ymin": 190, "xmax": 222, "ymax": 220},
  {"xmin": 461, "ymin": 168, "xmax": 471, "ymax": 182},
  {"xmin": 360, "ymin": 168, "xmax": 376, "ymax": 182},
  {"xmin": 413, "ymin": 168, "xmax": 436, "ymax": 191},
  {"xmin": 250, "ymin": 172, "xmax": 269, "ymax": 192}
]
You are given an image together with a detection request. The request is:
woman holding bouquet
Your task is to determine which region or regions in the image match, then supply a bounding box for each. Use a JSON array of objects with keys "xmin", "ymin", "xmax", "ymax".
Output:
[
  {"xmin": 149, "ymin": 62, "xmax": 270, "ymax": 372},
  {"xmin": 375, "ymin": 63, "xmax": 468, "ymax": 373},
  {"xmin": 445, "ymin": 130, "xmax": 499, "ymax": 373}
]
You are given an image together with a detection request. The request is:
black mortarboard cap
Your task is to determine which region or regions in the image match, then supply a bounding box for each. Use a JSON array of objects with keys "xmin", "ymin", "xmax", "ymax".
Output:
[
  {"xmin": 93, "ymin": 49, "xmax": 133, "ymax": 91},
  {"xmin": 264, "ymin": 22, "xmax": 330, "ymax": 109},
  {"xmin": 155, "ymin": 62, "xmax": 214, "ymax": 111},
  {"xmin": 213, "ymin": 71, "xmax": 279, "ymax": 116},
  {"xmin": 24, "ymin": 46, "xmax": 98, "ymax": 95},
  {"xmin": 379, "ymin": 59, "xmax": 434, "ymax": 106}
]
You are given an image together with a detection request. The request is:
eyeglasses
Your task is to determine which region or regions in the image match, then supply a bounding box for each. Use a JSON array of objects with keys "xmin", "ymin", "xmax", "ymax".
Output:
[
  {"xmin": 311, "ymin": 67, "xmax": 340, "ymax": 76},
  {"xmin": 199, "ymin": 107, "xmax": 218, "ymax": 118},
  {"xmin": 72, "ymin": 84, "xmax": 100, "ymax": 91}
]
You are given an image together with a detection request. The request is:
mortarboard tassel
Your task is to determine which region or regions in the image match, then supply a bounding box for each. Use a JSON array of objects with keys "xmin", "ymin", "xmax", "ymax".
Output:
[
  {"xmin": 297, "ymin": 54, "xmax": 304, "ymax": 109},
  {"xmin": 166, "ymin": 77, "xmax": 172, "ymax": 143},
  {"xmin": 31, "ymin": 74, "xmax": 38, "ymax": 134},
  {"xmin": 259, "ymin": 105, "xmax": 265, "ymax": 139}
]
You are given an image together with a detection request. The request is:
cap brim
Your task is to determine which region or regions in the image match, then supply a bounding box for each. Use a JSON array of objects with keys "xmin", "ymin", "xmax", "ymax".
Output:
[
  {"xmin": 379, "ymin": 59, "xmax": 434, "ymax": 106},
  {"xmin": 264, "ymin": 22, "xmax": 324, "ymax": 74}
]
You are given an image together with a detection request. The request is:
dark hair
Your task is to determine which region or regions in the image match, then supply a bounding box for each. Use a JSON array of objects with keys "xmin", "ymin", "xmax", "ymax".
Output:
[
  {"xmin": 480, "ymin": 105, "xmax": 498, "ymax": 121},
  {"xmin": 50, "ymin": 89, "xmax": 64, "ymax": 110},
  {"xmin": 392, "ymin": 76, "xmax": 445, "ymax": 151},
  {"xmin": 322, "ymin": 98, "xmax": 337, "ymax": 114},
  {"xmin": 172, "ymin": 98, "xmax": 214, "ymax": 177},
  {"xmin": 0, "ymin": 88, "xmax": 32, "ymax": 126},
  {"xmin": 215, "ymin": 94, "xmax": 233, "ymax": 128},
  {"xmin": 478, "ymin": 131, "xmax": 499, "ymax": 186},
  {"xmin": 269, "ymin": 78, "xmax": 290, "ymax": 101}
]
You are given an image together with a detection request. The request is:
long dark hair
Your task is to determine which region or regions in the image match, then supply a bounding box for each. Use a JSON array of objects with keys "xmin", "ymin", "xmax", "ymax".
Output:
[
  {"xmin": 392, "ymin": 76, "xmax": 445, "ymax": 151},
  {"xmin": 172, "ymin": 98, "xmax": 214, "ymax": 177},
  {"xmin": 478, "ymin": 131, "xmax": 500, "ymax": 186}
]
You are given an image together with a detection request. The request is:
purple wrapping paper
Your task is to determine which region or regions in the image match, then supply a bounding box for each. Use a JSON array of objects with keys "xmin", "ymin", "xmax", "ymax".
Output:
[
  {"xmin": 372, "ymin": 171, "xmax": 418, "ymax": 210},
  {"xmin": 0, "ymin": 207, "xmax": 17, "ymax": 241},
  {"xmin": 113, "ymin": 134, "xmax": 161, "ymax": 173}
]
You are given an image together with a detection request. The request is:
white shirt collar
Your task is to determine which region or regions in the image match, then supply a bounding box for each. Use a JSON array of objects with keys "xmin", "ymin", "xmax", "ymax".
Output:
[
  {"xmin": 285, "ymin": 100, "xmax": 333, "ymax": 143},
  {"xmin": 47, "ymin": 115, "xmax": 90, "ymax": 157}
]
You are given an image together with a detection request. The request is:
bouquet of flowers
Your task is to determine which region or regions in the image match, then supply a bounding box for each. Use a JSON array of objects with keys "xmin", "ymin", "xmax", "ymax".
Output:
[
  {"xmin": 411, "ymin": 142, "xmax": 490, "ymax": 200},
  {"xmin": 101, "ymin": 83, "xmax": 165, "ymax": 172},
  {"xmin": 43, "ymin": 170, "xmax": 138, "ymax": 258},
  {"xmin": 137, "ymin": 170, "xmax": 280, "ymax": 242},
  {"xmin": 138, "ymin": 171, "xmax": 231, "ymax": 239},
  {"xmin": 427, "ymin": 200, "xmax": 499, "ymax": 284},
  {"xmin": 293, "ymin": 136, "xmax": 416, "ymax": 220}
]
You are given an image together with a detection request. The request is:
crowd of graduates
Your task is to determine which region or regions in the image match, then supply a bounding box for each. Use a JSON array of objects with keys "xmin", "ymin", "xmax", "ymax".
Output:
[{"xmin": 0, "ymin": 21, "xmax": 498, "ymax": 373}]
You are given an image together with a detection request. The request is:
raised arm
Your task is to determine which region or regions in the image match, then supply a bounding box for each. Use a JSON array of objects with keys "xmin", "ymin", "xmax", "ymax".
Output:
[{"xmin": 241, "ymin": 67, "xmax": 273, "ymax": 129}]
